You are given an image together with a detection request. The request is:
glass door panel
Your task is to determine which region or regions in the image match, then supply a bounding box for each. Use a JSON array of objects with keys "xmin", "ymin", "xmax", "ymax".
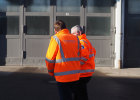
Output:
[
  {"xmin": 0, "ymin": 0, "xmax": 20, "ymax": 12},
  {"xmin": 0, "ymin": 16, "xmax": 19, "ymax": 35},
  {"xmin": 128, "ymin": 0, "xmax": 140, "ymax": 14},
  {"xmin": 25, "ymin": 0, "xmax": 50, "ymax": 12},
  {"xmin": 56, "ymin": 0, "xmax": 81, "ymax": 12},
  {"xmin": 26, "ymin": 16, "xmax": 50, "ymax": 35},
  {"xmin": 87, "ymin": 0, "xmax": 115, "ymax": 13},
  {"xmin": 87, "ymin": 17, "xmax": 111, "ymax": 36}
]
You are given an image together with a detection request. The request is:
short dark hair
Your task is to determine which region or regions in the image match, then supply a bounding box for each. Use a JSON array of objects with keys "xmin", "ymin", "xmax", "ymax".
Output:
[{"xmin": 54, "ymin": 20, "xmax": 66, "ymax": 32}]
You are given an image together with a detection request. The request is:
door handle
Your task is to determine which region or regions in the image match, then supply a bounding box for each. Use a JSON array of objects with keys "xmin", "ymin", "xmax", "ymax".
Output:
[
  {"xmin": 23, "ymin": 25, "xmax": 27, "ymax": 34},
  {"xmin": 23, "ymin": 51, "xmax": 26, "ymax": 59}
]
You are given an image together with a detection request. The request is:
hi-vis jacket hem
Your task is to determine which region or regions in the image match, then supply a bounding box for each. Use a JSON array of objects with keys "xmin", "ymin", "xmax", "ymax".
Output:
[
  {"xmin": 45, "ymin": 57, "xmax": 80, "ymax": 63},
  {"xmin": 47, "ymin": 69, "xmax": 95, "ymax": 76},
  {"xmin": 80, "ymin": 69, "xmax": 94, "ymax": 73},
  {"xmin": 54, "ymin": 70, "xmax": 80, "ymax": 76}
]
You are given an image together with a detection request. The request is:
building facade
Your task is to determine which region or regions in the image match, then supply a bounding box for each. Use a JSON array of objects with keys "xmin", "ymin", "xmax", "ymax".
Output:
[{"xmin": 0, "ymin": 0, "xmax": 140, "ymax": 68}]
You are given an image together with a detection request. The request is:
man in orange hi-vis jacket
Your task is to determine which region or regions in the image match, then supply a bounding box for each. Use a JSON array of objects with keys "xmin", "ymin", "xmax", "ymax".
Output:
[
  {"xmin": 45, "ymin": 20, "xmax": 81, "ymax": 100},
  {"xmin": 71, "ymin": 25, "xmax": 96, "ymax": 100}
]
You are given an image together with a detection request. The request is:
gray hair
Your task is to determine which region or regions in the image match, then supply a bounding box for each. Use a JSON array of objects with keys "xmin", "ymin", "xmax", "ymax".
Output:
[{"xmin": 71, "ymin": 25, "xmax": 83, "ymax": 34}]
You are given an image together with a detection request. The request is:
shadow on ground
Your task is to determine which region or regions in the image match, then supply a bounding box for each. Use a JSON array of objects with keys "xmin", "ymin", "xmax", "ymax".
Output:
[{"xmin": 0, "ymin": 67, "xmax": 140, "ymax": 100}]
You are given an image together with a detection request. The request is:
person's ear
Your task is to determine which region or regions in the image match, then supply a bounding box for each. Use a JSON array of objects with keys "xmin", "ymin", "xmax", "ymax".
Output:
[
  {"xmin": 54, "ymin": 29, "xmax": 58, "ymax": 34},
  {"xmin": 79, "ymin": 31, "xmax": 82, "ymax": 35}
]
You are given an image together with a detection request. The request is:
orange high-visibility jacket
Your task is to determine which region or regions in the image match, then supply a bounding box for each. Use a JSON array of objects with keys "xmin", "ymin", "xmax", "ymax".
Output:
[
  {"xmin": 78, "ymin": 34, "xmax": 96, "ymax": 78},
  {"xmin": 45, "ymin": 29, "xmax": 81, "ymax": 82}
]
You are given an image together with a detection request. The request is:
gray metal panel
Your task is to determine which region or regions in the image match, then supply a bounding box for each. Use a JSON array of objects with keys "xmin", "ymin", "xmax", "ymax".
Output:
[
  {"xmin": 5, "ymin": 57, "xmax": 21, "ymax": 65},
  {"xmin": 90, "ymin": 39, "xmax": 111, "ymax": 58},
  {"xmin": 95, "ymin": 58, "xmax": 113, "ymax": 67},
  {"xmin": 89, "ymin": 39, "xmax": 113, "ymax": 67},
  {"xmin": 0, "ymin": 36, "xmax": 21, "ymax": 65},
  {"xmin": 23, "ymin": 37, "xmax": 50, "ymax": 66},
  {"xmin": 25, "ymin": 38, "xmax": 50, "ymax": 57},
  {"xmin": 7, "ymin": 38, "xmax": 20, "ymax": 57},
  {"xmin": 56, "ymin": 13, "xmax": 80, "ymax": 16},
  {"xmin": 87, "ymin": 13, "xmax": 111, "ymax": 17},
  {"xmin": 24, "ymin": 12, "xmax": 50, "ymax": 16},
  {"xmin": 23, "ymin": 58, "xmax": 46, "ymax": 66},
  {"xmin": 0, "ymin": 37, "xmax": 20, "ymax": 57}
]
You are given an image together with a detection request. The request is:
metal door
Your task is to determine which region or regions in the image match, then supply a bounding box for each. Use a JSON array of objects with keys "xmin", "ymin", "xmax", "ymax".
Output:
[
  {"xmin": 0, "ymin": 0, "xmax": 21, "ymax": 65},
  {"xmin": 0, "ymin": 0, "xmax": 116, "ymax": 67},
  {"xmin": 22, "ymin": 0, "xmax": 53, "ymax": 66},
  {"xmin": 124, "ymin": 0, "xmax": 140, "ymax": 67},
  {"xmin": 85, "ymin": 0, "xmax": 116, "ymax": 67}
]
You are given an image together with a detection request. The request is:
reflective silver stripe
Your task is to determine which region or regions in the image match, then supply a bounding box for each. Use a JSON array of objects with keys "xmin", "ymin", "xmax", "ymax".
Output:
[
  {"xmin": 77, "ymin": 37, "xmax": 80, "ymax": 56},
  {"xmin": 53, "ymin": 36, "xmax": 65, "ymax": 59},
  {"xmin": 54, "ymin": 70, "xmax": 80, "ymax": 76},
  {"xmin": 45, "ymin": 58, "xmax": 55, "ymax": 63},
  {"xmin": 89, "ymin": 54, "xmax": 94, "ymax": 58},
  {"xmin": 80, "ymin": 40, "xmax": 88, "ymax": 44},
  {"xmin": 81, "ymin": 54, "xmax": 94, "ymax": 62},
  {"xmin": 80, "ymin": 61, "xmax": 85, "ymax": 65},
  {"xmin": 80, "ymin": 69, "xmax": 94, "ymax": 73},
  {"xmin": 48, "ymin": 69, "xmax": 54, "ymax": 73},
  {"xmin": 81, "ymin": 57, "xmax": 88, "ymax": 61},
  {"xmin": 46, "ymin": 56, "xmax": 80, "ymax": 63},
  {"xmin": 53, "ymin": 35, "xmax": 80, "ymax": 63},
  {"xmin": 56, "ymin": 57, "xmax": 80, "ymax": 63}
]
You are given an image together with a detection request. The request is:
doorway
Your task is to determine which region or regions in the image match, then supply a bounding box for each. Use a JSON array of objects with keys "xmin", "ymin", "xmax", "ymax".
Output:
[{"xmin": 124, "ymin": 0, "xmax": 140, "ymax": 68}]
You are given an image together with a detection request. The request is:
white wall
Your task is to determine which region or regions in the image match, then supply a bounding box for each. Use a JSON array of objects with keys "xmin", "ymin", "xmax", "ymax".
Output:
[{"xmin": 115, "ymin": 0, "xmax": 122, "ymax": 69}]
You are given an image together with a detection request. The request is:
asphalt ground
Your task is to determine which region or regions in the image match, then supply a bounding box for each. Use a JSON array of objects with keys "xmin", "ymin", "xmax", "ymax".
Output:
[{"xmin": 0, "ymin": 66, "xmax": 140, "ymax": 100}]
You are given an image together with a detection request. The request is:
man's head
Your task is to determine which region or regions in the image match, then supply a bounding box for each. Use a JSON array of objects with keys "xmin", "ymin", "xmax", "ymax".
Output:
[
  {"xmin": 54, "ymin": 20, "xmax": 66, "ymax": 33},
  {"xmin": 71, "ymin": 25, "xmax": 83, "ymax": 36}
]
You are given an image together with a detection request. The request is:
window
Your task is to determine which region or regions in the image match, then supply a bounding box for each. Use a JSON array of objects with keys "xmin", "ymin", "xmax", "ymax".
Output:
[
  {"xmin": 87, "ymin": 0, "xmax": 115, "ymax": 13},
  {"xmin": 25, "ymin": 0, "xmax": 50, "ymax": 12},
  {"xmin": 56, "ymin": 0, "xmax": 81, "ymax": 12},
  {"xmin": 0, "ymin": 16, "xmax": 19, "ymax": 35},
  {"xmin": 0, "ymin": 0, "xmax": 20, "ymax": 12},
  {"xmin": 87, "ymin": 17, "xmax": 110, "ymax": 36},
  {"xmin": 26, "ymin": 16, "xmax": 50, "ymax": 35},
  {"xmin": 128, "ymin": 0, "xmax": 140, "ymax": 14}
]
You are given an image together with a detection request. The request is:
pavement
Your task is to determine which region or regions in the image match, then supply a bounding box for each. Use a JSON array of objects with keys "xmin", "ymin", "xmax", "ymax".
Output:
[{"xmin": 0, "ymin": 66, "xmax": 140, "ymax": 100}]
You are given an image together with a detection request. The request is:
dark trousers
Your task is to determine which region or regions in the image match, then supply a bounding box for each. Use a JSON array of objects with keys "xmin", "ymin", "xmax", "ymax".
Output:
[
  {"xmin": 78, "ymin": 77, "xmax": 91, "ymax": 100},
  {"xmin": 57, "ymin": 81, "xmax": 81, "ymax": 100}
]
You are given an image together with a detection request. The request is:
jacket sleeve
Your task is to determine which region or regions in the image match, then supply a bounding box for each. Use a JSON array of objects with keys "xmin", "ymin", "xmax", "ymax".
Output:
[
  {"xmin": 92, "ymin": 46, "xmax": 96, "ymax": 56},
  {"xmin": 45, "ymin": 36, "xmax": 58, "ymax": 76},
  {"xmin": 80, "ymin": 40, "xmax": 90, "ymax": 63}
]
